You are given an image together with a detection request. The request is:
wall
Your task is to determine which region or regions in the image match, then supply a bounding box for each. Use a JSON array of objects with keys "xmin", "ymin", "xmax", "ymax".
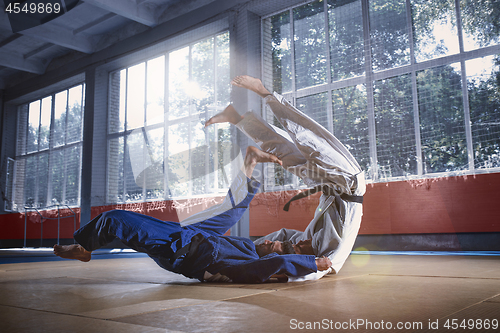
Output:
[
  {"xmin": 0, "ymin": 92, "xmax": 16, "ymax": 214},
  {"xmin": 0, "ymin": 207, "xmax": 81, "ymax": 248},
  {"xmin": 1, "ymin": 172, "xmax": 499, "ymax": 248},
  {"xmin": 0, "ymin": 194, "xmax": 226, "ymax": 247},
  {"xmin": 250, "ymin": 172, "xmax": 500, "ymax": 236}
]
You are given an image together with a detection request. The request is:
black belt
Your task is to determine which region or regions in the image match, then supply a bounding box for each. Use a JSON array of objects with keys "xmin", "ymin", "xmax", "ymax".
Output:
[
  {"xmin": 169, "ymin": 233, "xmax": 205, "ymax": 265},
  {"xmin": 283, "ymin": 185, "xmax": 363, "ymax": 221}
]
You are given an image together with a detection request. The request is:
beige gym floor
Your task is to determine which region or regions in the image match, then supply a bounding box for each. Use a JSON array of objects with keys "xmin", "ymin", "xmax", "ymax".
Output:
[{"xmin": 1, "ymin": 251, "xmax": 499, "ymax": 332}]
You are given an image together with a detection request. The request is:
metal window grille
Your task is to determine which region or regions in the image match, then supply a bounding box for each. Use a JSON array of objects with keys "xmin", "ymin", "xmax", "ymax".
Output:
[
  {"xmin": 13, "ymin": 84, "xmax": 85, "ymax": 210},
  {"xmin": 106, "ymin": 31, "xmax": 234, "ymax": 204},
  {"xmin": 262, "ymin": 0, "xmax": 500, "ymax": 190}
]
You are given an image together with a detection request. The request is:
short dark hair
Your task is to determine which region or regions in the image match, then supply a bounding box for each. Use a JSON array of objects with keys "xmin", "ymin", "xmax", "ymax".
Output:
[{"xmin": 282, "ymin": 240, "xmax": 296, "ymax": 254}]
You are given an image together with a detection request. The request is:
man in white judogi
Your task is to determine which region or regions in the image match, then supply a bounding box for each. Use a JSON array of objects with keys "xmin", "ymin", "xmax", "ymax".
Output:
[{"xmin": 201, "ymin": 75, "xmax": 366, "ymax": 281}]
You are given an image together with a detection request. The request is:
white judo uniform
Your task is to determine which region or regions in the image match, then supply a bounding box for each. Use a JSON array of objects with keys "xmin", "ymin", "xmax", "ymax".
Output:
[{"xmin": 241, "ymin": 92, "xmax": 366, "ymax": 278}]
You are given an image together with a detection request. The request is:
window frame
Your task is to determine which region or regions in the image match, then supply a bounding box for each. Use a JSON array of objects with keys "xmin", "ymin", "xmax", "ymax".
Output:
[
  {"xmin": 13, "ymin": 82, "xmax": 86, "ymax": 210},
  {"xmin": 261, "ymin": 0, "xmax": 500, "ymax": 191},
  {"xmin": 106, "ymin": 30, "xmax": 232, "ymax": 204}
]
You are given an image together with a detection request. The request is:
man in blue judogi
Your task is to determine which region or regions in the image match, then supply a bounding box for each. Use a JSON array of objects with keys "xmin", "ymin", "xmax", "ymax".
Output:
[{"xmin": 54, "ymin": 143, "xmax": 332, "ymax": 283}]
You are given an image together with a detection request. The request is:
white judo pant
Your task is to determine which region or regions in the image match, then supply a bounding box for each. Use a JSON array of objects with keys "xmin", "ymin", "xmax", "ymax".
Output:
[{"xmin": 243, "ymin": 92, "xmax": 366, "ymax": 275}]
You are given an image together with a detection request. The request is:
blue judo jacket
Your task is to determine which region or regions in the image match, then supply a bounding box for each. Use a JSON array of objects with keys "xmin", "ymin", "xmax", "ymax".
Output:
[{"xmin": 169, "ymin": 230, "xmax": 318, "ymax": 283}]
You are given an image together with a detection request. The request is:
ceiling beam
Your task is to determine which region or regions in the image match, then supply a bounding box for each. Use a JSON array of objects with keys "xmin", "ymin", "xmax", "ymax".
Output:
[
  {"xmin": 157, "ymin": 0, "xmax": 217, "ymax": 24},
  {"xmin": 4, "ymin": 0, "xmax": 251, "ymax": 101},
  {"xmin": 83, "ymin": 0, "xmax": 157, "ymax": 27},
  {"xmin": 73, "ymin": 12, "xmax": 116, "ymax": 35},
  {"xmin": 21, "ymin": 23, "xmax": 95, "ymax": 53},
  {"xmin": 0, "ymin": 34, "xmax": 22, "ymax": 48},
  {"xmin": 24, "ymin": 44, "xmax": 55, "ymax": 59},
  {"xmin": 0, "ymin": 50, "xmax": 46, "ymax": 74}
]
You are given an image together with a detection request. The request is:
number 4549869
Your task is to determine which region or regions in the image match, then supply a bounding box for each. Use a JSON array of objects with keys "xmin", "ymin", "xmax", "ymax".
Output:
[
  {"xmin": 5, "ymin": 2, "xmax": 61, "ymax": 14},
  {"xmin": 444, "ymin": 318, "xmax": 498, "ymax": 330}
]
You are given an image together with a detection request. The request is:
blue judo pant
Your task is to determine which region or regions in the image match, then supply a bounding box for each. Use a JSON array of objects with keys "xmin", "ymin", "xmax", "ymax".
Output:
[{"xmin": 73, "ymin": 173, "xmax": 259, "ymax": 272}]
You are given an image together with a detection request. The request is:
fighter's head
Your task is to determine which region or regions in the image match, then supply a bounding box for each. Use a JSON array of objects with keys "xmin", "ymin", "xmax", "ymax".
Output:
[
  {"xmin": 292, "ymin": 239, "xmax": 315, "ymax": 255},
  {"xmin": 255, "ymin": 239, "xmax": 315, "ymax": 257},
  {"xmin": 255, "ymin": 240, "xmax": 294, "ymax": 257}
]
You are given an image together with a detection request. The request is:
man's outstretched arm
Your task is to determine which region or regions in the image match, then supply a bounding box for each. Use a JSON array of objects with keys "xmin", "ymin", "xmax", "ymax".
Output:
[{"xmin": 271, "ymin": 257, "xmax": 332, "ymax": 280}]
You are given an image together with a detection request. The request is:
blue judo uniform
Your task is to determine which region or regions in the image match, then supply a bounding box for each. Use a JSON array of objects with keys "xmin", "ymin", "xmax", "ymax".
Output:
[{"xmin": 74, "ymin": 172, "xmax": 318, "ymax": 283}]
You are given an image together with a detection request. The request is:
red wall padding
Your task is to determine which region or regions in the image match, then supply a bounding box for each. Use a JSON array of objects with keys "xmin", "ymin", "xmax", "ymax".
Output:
[
  {"xmin": 0, "ymin": 208, "xmax": 82, "ymax": 240},
  {"xmin": 250, "ymin": 173, "xmax": 500, "ymax": 235},
  {"xmin": 1, "ymin": 173, "xmax": 499, "ymax": 240}
]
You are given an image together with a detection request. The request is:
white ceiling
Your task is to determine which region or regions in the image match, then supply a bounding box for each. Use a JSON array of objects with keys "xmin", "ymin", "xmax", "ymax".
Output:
[{"xmin": 0, "ymin": 0, "xmax": 218, "ymax": 90}]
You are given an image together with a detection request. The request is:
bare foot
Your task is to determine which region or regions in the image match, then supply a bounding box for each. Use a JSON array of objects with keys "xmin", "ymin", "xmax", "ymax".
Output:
[
  {"xmin": 205, "ymin": 104, "xmax": 243, "ymax": 127},
  {"xmin": 53, "ymin": 244, "xmax": 91, "ymax": 262},
  {"xmin": 243, "ymin": 146, "xmax": 282, "ymax": 178},
  {"xmin": 245, "ymin": 146, "xmax": 282, "ymax": 165},
  {"xmin": 231, "ymin": 75, "xmax": 271, "ymax": 98}
]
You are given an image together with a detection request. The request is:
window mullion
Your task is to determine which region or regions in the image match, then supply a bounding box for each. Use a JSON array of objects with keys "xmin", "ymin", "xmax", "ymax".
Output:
[
  {"xmin": 46, "ymin": 94, "xmax": 56, "ymax": 206},
  {"xmin": 260, "ymin": 19, "xmax": 270, "ymax": 192},
  {"xmin": 61, "ymin": 146, "xmax": 68, "ymax": 204},
  {"xmin": 188, "ymin": 45, "xmax": 193, "ymax": 197},
  {"xmin": 64, "ymin": 87, "xmax": 70, "ymax": 145},
  {"xmin": 361, "ymin": 0, "xmax": 377, "ymax": 181},
  {"xmin": 455, "ymin": 0, "xmax": 474, "ymax": 172},
  {"xmin": 164, "ymin": 53, "xmax": 170, "ymax": 199},
  {"xmin": 34, "ymin": 101, "xmax": 42, "ymax": 207},
  {"xmin": 211, "ymin": 37, "xmax": 217, "ymax": 192},
  {"xmin": 62, "ymin": 90, "xmax": 70, "ymax": 204},
  {"xmin": 460, "ymin": 61, "xmax": 475, "ymax": 173},
  {"xmin": 123, "ymin": 135, "xmax": 128, "ymax": 201},
  {"xmin": 289, "ymin": 8, "xmax": 300, "ymax": 189},
  {"xmin": 406, "ymin": 0, "xmax": 423, "ymax": 176},
  {"xmin": 78, "ymin": 83, "xmax": 84, "ymax": 206},
  {"xmin": 37, "ymin": 100, "xmax": 42, "ymax": 153},
  {"xmin": 124, "ymin": 69, "xmax": 129, "ymax": 133},
  {"xmin": 123, "ymin": 69, "xmax": 129, "ymax": 199},
  {"xmin": 33, "ymin": 155, "xmax": 41, "ymax": 208},
  {"xmin": 142, "ymin": 61, "xmax": 148, "ymax": 199},
  {"xmin": 290, "ymin": 8, "xmax": 296, "ymax": 97},
  {"xmin": 324, "ymin": 0, "xmax": 334, "ymax": 135},
  {"xmin": 406, "ymin": 0, "xmax": 416, "ymax": 66},
  {"xmin": 22, "ymin": 105, "xmax": 28, "ymax": 157}
]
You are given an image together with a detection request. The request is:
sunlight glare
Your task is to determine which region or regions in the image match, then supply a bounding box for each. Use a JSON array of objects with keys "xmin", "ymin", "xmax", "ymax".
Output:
[
  {"xmin": 183, "ymin": 80, "xmax": 208, "ymax": 100},
  {"xmin": 466, "ymin": 56, "xmax": 495, "ymax": 81},
  {"xmin": 350, "ymin": 247, "xmax": 370, "ymax": 267}
]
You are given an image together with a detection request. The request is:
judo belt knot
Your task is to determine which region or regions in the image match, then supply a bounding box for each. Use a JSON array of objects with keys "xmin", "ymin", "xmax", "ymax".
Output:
[
  {"xmin": 283, "ymin": 185, "xmax": 363, "ymax": 220},
  {"xmin": 169, "ymin": 233, "xmax": 206, "ymax": 267}
]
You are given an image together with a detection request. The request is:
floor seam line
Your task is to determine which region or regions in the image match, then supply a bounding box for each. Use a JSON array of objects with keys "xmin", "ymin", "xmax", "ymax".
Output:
[
  {"xmin": 369, "ymin": 274, "xmax": 500, "ymax": 280},
  {"xmin": 438, "ymin": 292, "xmax": 500, "ymax": 320},
  {"xmin": 59, "ymin": 275, "xmax": 167, "ymax": 285},
  {"xmin": 0, "ymin": 303, "xmax": 115, "ymax": 321},
  {"xmin": 101, "ymin": 277, "xmax": 372, "ymax": 320},
  {"xmin": 1, "ymin": 291, "xmax": 276, "ymax": 322},
  {"xmin": 1, "ymin": 304, "xmax": 186, "ymax": 331},
  {"xmin": 92, "ymin": 301, "xmax": 218, "ymax": 320},
  {"xmin": 199, "ymin": 273, "xmax": 372, "ymax": 294},
  {"xmin": 101, "ymin": 290, "xmax": 279, "ymax": 320}
]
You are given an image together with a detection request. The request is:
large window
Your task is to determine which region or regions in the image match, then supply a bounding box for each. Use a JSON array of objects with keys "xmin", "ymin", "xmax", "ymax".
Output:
[
  {"xmin": 107, "ymin": 31, "xmax": 232, "ymax": 203},
  {"xmin": 14, "ymin": 84, "xmax": 85, "ymax": 209},
  {"xmin": 263, "ymin": 0, "xmax": 500, "ymax": 187}
]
